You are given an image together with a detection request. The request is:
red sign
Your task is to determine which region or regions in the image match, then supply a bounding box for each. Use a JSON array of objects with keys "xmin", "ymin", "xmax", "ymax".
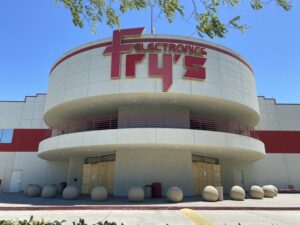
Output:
[{"xmin": 104, "ymin": 27, "xmax": 207, "ymax": 92}]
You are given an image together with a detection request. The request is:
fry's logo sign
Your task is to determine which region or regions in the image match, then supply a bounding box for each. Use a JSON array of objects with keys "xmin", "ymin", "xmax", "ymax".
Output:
[{"xmin": 103, "ymin": 27, "xmax": 207, "ymax": 92}]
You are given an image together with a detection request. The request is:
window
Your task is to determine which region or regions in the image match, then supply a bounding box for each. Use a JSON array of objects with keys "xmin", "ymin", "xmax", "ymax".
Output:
[{"xmin": 0, "ymin": 129, "xmax": 14, "ymax": 143}]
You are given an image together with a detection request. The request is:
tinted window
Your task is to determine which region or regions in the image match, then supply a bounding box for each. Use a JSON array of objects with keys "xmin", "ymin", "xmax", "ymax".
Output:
[{"xmin": 0, "ymin": 129, "xmax": 14, "ymax": 143}]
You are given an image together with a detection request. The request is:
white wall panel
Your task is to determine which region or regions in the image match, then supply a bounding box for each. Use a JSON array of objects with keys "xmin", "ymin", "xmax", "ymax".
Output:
[
  {"xmin": 12, "ymin": 152, "xmax": 69, "ymax": 191},
  {"xmin": 45, "ymin": 35, "xmax": 259, "ymax": 127}
]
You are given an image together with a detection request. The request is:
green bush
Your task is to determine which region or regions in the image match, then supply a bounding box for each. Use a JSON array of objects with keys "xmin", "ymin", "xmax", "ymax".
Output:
[
  {"xmin": 0, "ymin": 217, "xmax": 123, "ymax": 225},
  {"xmin": 0, "ymin": 216, "xmax": 65, "ymax": 225}
]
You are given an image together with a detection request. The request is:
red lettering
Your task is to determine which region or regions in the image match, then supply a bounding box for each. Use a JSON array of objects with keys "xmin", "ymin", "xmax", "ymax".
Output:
[
  {"xmin": 133, "ymin": 43, "xmax": 144, "ymax": 52},
  {"xmin": 103, "ymin": 27, "xmax": 144, "ymax": 79},
  {"xmin": 149, "ymin": 54, "xmax": 173, "ymax": 92},
  {"xmin": 147, "ymin": 43, "xmax": 155, "ymax": 51},
  {"xmin": 174, "ymin": 54, "xmax": 181, "ymax": 63},
  {"xmin": 176, "ymin": 44, "xmax": 186, "ymax": 53},
  {"xmin": 126, "ymin": 54, "xmax": 145, "ymax": 78},
  {"xmin": 168, "ymin": 44, "xmax": 176, "ymax": 53},
  {"xmin": 154, "ymin": 43, "xmax": 163, "ymax": 52},
  {"xmin": 186, "ymin": 45, "xmax": 195, "ymax": 55},
  {"xmin": 104, "ymin": 28, "xmax": 208, "ymax": 91},
  {"xmin": 184, "ymin": 55, "xmax": 206, "ymax": 80}
]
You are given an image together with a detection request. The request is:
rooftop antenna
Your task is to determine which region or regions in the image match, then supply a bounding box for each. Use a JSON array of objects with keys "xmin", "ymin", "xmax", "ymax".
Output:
[{"xmin": 150, "ymin": 0, "xmax": 155, "ymax": 34}]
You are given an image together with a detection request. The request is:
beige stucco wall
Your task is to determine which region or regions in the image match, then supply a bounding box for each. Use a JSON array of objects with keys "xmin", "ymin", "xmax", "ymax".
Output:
[
  {"xmin": 0, "ymin": 153, "xmax": 15, "ymax": 191},
  {"xmin": 0, "ymin": 94, "xmax": 48, "ymax": 129},
  {"xmin": 0, "ymin": 152, "xmax": 69, "ymax": 192},
  {"xmin": 44, "ymin": 34, "xmax": 259, "ymax": 127},
  {"xmin": 114, "ymin": 147, "xmax": 193, "ymax": 196},
  {"xmin": 256, "ymin": 97, "xmax": 300, "ymax": 131},
  {"xmin": 12, "ymin": 152, "xmax": 69, "ymax": 191},
  {"xmin": 221, "ymin": 153, "xmax": 300, "ymax": 194}
]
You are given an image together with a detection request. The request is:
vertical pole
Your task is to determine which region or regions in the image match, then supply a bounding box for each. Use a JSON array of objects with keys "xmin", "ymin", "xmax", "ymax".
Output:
[{"xmin": 151, "ymin": 1, "xmax": 155, "ymax": 34}]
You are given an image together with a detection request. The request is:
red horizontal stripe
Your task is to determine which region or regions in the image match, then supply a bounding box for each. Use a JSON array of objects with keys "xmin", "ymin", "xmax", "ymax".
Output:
[
  {"xmin": 50, "ymin": 42, "xmax": 111, "ymax": 74},
  {"xmin": 50, "ymin": 38, "xmax": 253, "ymax": 75},
  {"xmin": 0, "ymin": 129, "xmax": 51, "ymax": 152},
  {"xmin": 252, "ymin": 130, "xmax": 300, "ymax": 153}
]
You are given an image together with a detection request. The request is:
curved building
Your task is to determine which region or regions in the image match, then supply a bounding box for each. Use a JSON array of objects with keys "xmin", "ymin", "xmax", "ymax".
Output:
[{"xmin": 1, "ymin": 28, "xmax": 299, "ymax": 196}]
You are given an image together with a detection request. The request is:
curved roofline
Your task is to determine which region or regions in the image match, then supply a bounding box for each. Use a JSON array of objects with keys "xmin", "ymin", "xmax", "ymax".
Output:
[{"xmin": 49, "ymin": 34, "xmax": 253, "ymax": 75}]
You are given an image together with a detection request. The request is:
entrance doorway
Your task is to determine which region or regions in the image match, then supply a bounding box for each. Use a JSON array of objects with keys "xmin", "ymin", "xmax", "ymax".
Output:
[
  {"xmin": 192, "ymin": 155, "xmax": 221, "ymax": 195},
  {"xmin": 9, "ymin": 170, "xmax": 22, "ymax": 192},
  {"xmin": 82, "ymin": 154, "xmax": 115, "ymax": 195}
]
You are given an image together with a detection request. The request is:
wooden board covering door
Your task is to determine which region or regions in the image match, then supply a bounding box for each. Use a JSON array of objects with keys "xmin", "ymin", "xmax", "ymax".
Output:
[
  {"xmin": 192, "ymin": 162, "xmax": 221, "ymax": 195},
  {"xmin": 82, "ymin": 161, "xmax": 115, "ymax": 195}
]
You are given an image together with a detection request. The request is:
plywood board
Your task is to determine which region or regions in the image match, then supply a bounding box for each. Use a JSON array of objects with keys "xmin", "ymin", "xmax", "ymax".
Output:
[
  {"xmin": 206, "ymin": 163, "xmax": 215, "ymax": 186},
  {"xmin": 106, "ymin": 161, "xmax": 115, "ymax": 194},
  {"xmin": 192, "ymin": 162, "xmax": 200, "ymax": 195},
  {"xmin": 198, "ymin": 162, "xmax": 206, "ymax": 193}
]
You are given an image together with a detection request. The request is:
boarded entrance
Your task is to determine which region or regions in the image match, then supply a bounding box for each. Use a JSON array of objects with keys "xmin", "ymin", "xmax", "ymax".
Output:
[
  {"xmin": 82, "ymin": 160, "xmax": 115, "ymax": 195},
  {"xmin": 192, "ymin": 155, "xmax": 221, "ymax": 195}
]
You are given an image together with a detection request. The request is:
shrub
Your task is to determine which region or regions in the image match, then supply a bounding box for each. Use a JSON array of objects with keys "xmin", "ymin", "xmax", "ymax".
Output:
[{"xmin": 0, "ymin": 217, "xmax": 123, "ymax": 225}]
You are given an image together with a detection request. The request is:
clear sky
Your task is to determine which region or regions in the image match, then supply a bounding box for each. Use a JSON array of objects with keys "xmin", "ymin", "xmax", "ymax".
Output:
[{"xmin": 0, "ymin": 1, "xmax": 299, "ymax": 103}]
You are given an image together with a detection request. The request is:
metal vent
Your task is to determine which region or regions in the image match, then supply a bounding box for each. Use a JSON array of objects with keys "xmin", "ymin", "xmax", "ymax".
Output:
[
  {"xmin": 192, "ymin": 154, "xmax": 219, "ymax": 164},
  {"xmin": 85, "ymin": 153, "xmax": 116, "ymax": 164}
]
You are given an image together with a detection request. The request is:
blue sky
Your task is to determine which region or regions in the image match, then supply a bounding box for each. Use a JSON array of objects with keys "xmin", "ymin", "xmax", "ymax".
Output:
[{"xmin": 0, "ymin": 1, "xmax": 299, "ymax": 103}]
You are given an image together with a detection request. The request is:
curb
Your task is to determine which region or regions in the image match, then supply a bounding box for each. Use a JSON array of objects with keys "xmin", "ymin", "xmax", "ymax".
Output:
[{"xmin": 1, "ymin": 206, "xmax": 300, "ymax": 211}]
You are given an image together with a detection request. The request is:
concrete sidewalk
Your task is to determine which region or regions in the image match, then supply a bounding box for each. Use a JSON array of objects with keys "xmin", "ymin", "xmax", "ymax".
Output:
[
  {"xmin": 1, "ymin": 209, "xmax": 300, "ymax": 225},
  {"xmin": 1, "ymin": 194, "xmax": 300, "ymax": 225},
  {"xmin": 0, "ymin": 193, "xmax": 300, "ymax": 210}
]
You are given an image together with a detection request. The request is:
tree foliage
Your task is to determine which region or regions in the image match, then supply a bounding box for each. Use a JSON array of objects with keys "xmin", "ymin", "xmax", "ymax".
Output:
[{"xmin": 54, "ymin": 0, "xmax": 292, "ymax": 38}]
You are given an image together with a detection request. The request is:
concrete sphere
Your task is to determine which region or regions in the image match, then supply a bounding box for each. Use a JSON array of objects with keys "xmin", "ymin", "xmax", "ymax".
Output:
[
  {"xmin": 202, "ymin": 186, "xmax": 219, "ymax": 202},
  {"xmin": 230, "ymin": 186, "xmax": 246, "ymax": 201},
  {"xmin": 166, "ymin": 187, "xmax": 183, "ymax": 203},
  {"xmin": 24, "ymin": 184, "xmax": 34, "ymax": 196},
  {"xmin": 250, "ymin": 185, "xmax": 264, "ymax": 199},
  {"xmin": 62, "ymin": 186, "xmax": 79, "ymax": 200},
  {"xmin": 41, "ymin": 185, "xmax": 57, "ymax": 198},
  {"xmin": 27, "ymin": 185, "xmax": 42, "ymax": 197},
  {"xmin": 128, "ymin": 187, "xmax": 144, "ymax": 202},
  {"xmin": 269, "ymin": 185, "xmax": 278, "ymax": 196},
  {"xmin": 263, "ymin": 185, "xmax": 275, "ymax": 198},
  {"xmin": 91, "ymin": 186, "xmax": 108, "ymax": 201}
]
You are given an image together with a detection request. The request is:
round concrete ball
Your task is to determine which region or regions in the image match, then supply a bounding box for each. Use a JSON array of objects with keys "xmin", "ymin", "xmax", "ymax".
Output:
[
  {"xmin": 128, "ymin": 187, "xmax": 144, "ymax": 202},
  {"xmin": 27, "ymin": 185, "xmax": 42, "ymax": 197},
  {"xmin": 91, "ymin": 186, "xmax": 108, "ymax": 201},
  {"xmin": 230, "ymin": 186, "xmax": 246, "ymax": 201},
  {"xmin": 250, "ymin": 185, "xmax": 264, "ymax": 199},
  {"xmin": 62, "ymin": 186, "xmax": 79, "ymax": 200},
  {"xmin": 263, "ymin": 185, "xmax": 275, "ymax": 198},
  {"xmin": 41, "ymin": 185, "xmax": 57, "ymax": 198},
  {"xmin": 24, "ymin": 184, "xmax": 34, "ymax": 196},
  {"xmin": 269, "ymin": 185, "xmax": 278, "ymax": 196},
  {"xmin": 202, "ymin": 186, "xmax": 219, "ymax": 202},
  {"xmin": 166, "ymin": 187, "xmax": 183, "ymax": 203}
]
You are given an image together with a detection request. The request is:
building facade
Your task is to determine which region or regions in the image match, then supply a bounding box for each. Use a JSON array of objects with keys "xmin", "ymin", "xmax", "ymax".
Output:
[{"xmin": 0, "ymin": 28, "xmax": 299, "ymax": 196}]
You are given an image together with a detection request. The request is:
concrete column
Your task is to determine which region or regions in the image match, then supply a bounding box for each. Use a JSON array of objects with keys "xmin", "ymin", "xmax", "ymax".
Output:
[{"xmin": 114, "ymin": 148, "xmax": 193, "ymax": 196}]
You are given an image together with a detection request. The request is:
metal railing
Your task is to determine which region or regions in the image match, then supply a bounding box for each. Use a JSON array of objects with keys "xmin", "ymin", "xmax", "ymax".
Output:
[{"xmin": 50, "ymin": 113, "xmax": 254, "ymax": 138}]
